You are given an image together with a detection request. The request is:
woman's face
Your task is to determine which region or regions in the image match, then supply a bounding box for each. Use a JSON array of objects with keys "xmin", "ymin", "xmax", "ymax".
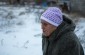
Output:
[{"xmin": 41, "ymin": 20, "xmax": 57, "ymax": 37}]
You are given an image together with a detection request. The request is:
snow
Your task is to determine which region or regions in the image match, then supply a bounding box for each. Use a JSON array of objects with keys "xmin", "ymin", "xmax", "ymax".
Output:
[
  {"xmin": 0, "ymin": 6, "xmax": 85, "ymax": 55},
  {"xmin": 0, "ymin": 6, "xmax": 43, "ymax": 55},
  {"xmin": 75, "ymin": 18, "xmax": 85, "ymax": 53}
]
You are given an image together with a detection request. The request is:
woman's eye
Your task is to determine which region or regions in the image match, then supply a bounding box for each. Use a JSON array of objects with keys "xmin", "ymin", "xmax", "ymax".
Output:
[{"xmin": 43, "ymin": 23, "xmax": 48, "ymax": 26}]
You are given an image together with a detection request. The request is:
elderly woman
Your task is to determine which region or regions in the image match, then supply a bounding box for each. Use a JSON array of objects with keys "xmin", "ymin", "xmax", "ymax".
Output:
[{"xmin": 40, "ymin": 7, "xmax": 84, "ymax": 55}]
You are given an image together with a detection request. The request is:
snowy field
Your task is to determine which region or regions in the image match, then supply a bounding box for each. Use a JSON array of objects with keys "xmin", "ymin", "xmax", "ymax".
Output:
[{"xmin": 0, "ymin": 6, "xmax": 85, "ymax": 55}]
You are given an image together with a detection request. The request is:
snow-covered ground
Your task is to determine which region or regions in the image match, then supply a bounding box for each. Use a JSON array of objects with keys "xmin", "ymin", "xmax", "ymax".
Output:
[
  {"xmin": 0, "ymin": 6, "xmax": 85, "ymax": 55},
  {"xmin": 75, "ymin": 18, "xmax": 85, "ymax": 54}
]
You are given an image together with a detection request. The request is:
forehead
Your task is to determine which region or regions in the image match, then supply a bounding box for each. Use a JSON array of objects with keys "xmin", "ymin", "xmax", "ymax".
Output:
[
  {"xmin": 41, "ymin": 19, "xmax": 50, "ymax": 24},
  {"xmin": 41, "ymin": 19, "xmax": 57, "ymax": 27}
]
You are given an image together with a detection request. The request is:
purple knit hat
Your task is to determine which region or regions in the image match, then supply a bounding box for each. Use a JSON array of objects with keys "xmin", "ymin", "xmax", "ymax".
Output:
[{"xmin": 40, "ymin": 7, "xmax": 63, "ymax": 27}]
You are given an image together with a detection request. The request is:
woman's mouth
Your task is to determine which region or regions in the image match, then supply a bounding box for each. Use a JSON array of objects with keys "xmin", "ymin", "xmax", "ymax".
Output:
[{"xmin": 43, "ymin": 30, "xmax": 46, "ymax": 32}]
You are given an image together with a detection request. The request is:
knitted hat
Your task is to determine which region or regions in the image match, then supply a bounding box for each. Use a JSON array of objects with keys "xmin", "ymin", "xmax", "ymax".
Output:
[{"xmin": 40, "ymin": 7, "xmax": 63, "ymax": 27}]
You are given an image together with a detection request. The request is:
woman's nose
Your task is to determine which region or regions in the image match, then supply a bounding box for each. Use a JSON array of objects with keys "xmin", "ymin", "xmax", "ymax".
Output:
[
  {"xmin": 41, "ymin": 24, "xmax": 43, "ymax": 29},
  {"xmin": 41, "ymin": 24, "xmax": 44, "ymax": 30}
]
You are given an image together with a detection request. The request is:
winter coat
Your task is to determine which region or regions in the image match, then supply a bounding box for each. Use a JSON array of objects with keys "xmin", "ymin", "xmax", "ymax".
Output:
[{"xmin": 42, "ymin": 15, "xmax": 84, "ymax": 55}]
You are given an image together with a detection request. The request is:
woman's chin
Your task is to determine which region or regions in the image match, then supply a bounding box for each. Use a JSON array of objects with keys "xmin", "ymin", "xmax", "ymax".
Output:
[{"xmin": 43, "ymin": 33, "xmax": 50, "ymax": 37}]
